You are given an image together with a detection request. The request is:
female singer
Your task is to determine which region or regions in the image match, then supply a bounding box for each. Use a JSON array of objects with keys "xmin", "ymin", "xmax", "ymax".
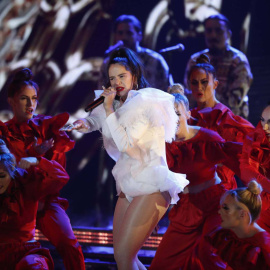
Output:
[
  {"xmin": 64, "ymin": 47, "xmax": 189, "ymax": 270},
  {"xmin": 0, "ymin": 139, "xmax": 69, "ymax": 269},
  {"xmin": 0, "ymin": 68, "xmax": 85, "ymax": 270},
  {"xmin": 207, "ymin": 180, "xmax": 270, "ymax": 270},
  {"xmin": 187, "ymin": 54, "xmax": 254, "ymax": 190}
]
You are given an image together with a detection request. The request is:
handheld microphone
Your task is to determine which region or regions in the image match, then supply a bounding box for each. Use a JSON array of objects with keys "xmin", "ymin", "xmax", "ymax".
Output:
[
  {"xmin": 159, "ymin": 43, "xmax": 185, "ymax": 53},
  {"xmin": 105, "ymin": 40, "xmax": 124, "ymax": 55},
  {"xmin": 85, "ymin": 94, "xmax": 121, "ymax": 112},
  {"xmin": 85, "ymin": 96, "xmax": 105, "ymax": 112}
]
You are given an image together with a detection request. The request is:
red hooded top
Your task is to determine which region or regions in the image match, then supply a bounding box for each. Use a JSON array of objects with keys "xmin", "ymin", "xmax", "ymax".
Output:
[
  {"xmin": 190, "ymin": 103, "xmax": 254, "ymax": 189},
  {"xmin": 206, "ymin": 227, "xmax": 270, "ymax": 270},
  {"xmin": 0, "ymin": 113, "xmax": 75, "ymax": 168},
  {"xmin": 0, "ymin": 158, "xmax": 69, "ymax": 243},
  {"xmin": 166, "ymin": 127, "xmax": 242, "ymax": 187}
]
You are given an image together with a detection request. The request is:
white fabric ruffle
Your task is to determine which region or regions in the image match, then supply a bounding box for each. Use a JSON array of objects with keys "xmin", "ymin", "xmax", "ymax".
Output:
[{"xmin": 88, "ymin": 88, "xmax": 189, "ymax": 203}]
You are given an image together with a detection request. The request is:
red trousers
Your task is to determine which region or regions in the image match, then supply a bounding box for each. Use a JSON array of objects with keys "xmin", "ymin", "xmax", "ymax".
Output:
[
  {"xmin": 150, "ymin": 184, "xmax": 227, "ymax": 270},
  {"xmin": 37, "ymin": 200, "xmax": 85, "ymax": 270},
  {"xmin": 0, "ymin": 241, "xmax": 53, "ymax": 270}
]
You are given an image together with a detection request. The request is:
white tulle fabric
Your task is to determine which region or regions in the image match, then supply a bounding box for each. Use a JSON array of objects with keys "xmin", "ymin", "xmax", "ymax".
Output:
[{"xmin": 83, "ymin": 88, "xmax": 189, "ymax": 204}]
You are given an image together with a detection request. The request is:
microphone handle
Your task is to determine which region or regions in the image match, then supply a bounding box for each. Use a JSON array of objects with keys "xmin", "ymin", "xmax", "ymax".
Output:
[{"xmin": 85, "ymin": 96, "xmax": 105, "ymax": 112}]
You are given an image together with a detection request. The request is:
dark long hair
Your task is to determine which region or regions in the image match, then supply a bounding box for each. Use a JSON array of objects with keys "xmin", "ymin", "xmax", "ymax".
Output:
[
  {"xmin": 8, "ymin": 68, "xmax": 39, "ymax": 98},
  {"xmin": 105, "ymin": 47, "xmax": 149, "ymax": 89}
]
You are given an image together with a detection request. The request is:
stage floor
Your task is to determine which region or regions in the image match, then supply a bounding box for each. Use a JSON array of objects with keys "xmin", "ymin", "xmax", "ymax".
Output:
[{"xmin": 36, "ymin": 226, "xmax": 167, "ymax": 269}]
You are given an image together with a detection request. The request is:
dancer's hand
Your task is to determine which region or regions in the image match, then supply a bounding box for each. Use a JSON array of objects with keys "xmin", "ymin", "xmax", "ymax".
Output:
[
  {"xmin": 32, "ymin": 137, "xmax": 54, "ymax": 155},
  {"xmin": 18, "ymin": 157, "xmax": 39, "ymax": 169}
]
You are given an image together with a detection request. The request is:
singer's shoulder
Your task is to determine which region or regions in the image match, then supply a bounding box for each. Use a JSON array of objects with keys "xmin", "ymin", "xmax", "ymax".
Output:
[
  {"xmin": 138, "ymin": 87, "xmax": 170, "ymax": 96},
  {"xmin": 135, "ymin": 88, "xmax": 174, "ymax": 104}
]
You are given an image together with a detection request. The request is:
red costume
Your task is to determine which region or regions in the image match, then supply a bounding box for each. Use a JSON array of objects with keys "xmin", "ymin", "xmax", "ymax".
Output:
[
  {"xmin": 190, "ymin": 103, "xmax": 254, "ymax": 190},
  {"xmin": 240, "ymin": 122, "xmax": 270, "ymax": 231},
  {"xmin": 0, "ymin": 113, "xmax": 85, "ymax": 270},
  {"xmin": 0, "ymin": 158, "xmax": 68, "ymax": 270},
  {"xmin": 206, "ymin": 227, "xmax": 270, "ymax": 270},
  {"xmin": 150, "ymin": 128, "xmax": 242, "ymax": 270}
]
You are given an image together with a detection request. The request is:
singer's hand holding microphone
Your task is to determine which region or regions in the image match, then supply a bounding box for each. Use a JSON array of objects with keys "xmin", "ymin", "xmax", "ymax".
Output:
[{"xmin": 101, "ymin": 86, "xmax": 117, "ymax": 116}]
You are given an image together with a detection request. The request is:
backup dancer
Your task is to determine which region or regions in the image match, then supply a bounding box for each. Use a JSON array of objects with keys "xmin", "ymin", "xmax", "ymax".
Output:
[
  {"xmin": 150, "ymin": 93, "xmax": 242, "ymax": 270},
  {"xmin": 0, "ymin": 68, "xmax": 85, "ymax": 270},
  {"xmin": 240, "ymin": 104, "xmax": 270, "ymax": 232},
  {"xmin": 207, "ymin": 180, "xmax": 270, "ymax": 270},
  {"xmin": 0, "ymin": 139, "xmax": 69, "ymax": 269},
  {"xmin": 188, "ymin": 54, "xmax": 254, "ymax": 190}
]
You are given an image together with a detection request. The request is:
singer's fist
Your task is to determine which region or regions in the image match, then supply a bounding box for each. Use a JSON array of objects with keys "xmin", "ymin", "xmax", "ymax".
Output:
[{"xmin": 101, "ymin": 86, "xmax": 116, "ymax": 116}]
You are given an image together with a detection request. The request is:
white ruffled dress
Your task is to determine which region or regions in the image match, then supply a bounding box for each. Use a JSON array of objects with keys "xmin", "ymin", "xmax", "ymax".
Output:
[{"xmin": 83, "ymin": 88, "xmax": 189, "ymax": 204}]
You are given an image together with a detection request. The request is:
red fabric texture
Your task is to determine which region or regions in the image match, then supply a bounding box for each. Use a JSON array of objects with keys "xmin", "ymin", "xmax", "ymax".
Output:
[
  {"xmin": 258, "ymin": 208, "xmax": 270, "ymax": 233},
  {"xmin": 166, "ymin": 128, "xmax": 242, "ymax": 187},
  {"xmin": 0, "ymin": 113, "xmax": 75, "ymax": 168},
  {"xmin": 206, "ymin": 227, "xmax": 270, "ymax": 270},
  {"xmin": 0, "ymin": 241, "xmax": 54, "ymax": 270},
  {"xmin": 150, "ymin": 184, "xmax": 227, "ymax": 270},
  {"xmin": 0, "ymin": 159, "xmax": 68, "ymax": 269},
  {"xmin": 36, "ymin": 202, "xmax": 85, "ymax": 270},
  {"xmin": 0, "ymin": 113, "xmax": 85, "ymax": 269},
  {"xmin": 240, "ymin": 122, "xmax": 270, "ymax": 192},
  {"xmin": 190, "ymin": 103, "xmax": 254, "ymax": 190},
  {"xmin": 0, "ymin": 158, "xmax": 68, "ymax": 243},
  {"xmin": 151, "ymin": 128, "xmax": 243, "ymax": 269},
  {"xmin": 0, "ymin": 113, "xmax": 74, "ymax": 207},
  {"xmin": 239, "ymin": 122, "xmax": 270, "ymax": 234}
]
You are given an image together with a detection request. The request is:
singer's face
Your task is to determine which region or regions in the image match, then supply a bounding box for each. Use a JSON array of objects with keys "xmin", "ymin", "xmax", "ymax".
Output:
[
  {"xmin": 114, "ymin": 23, "xmax": 142, "ymax": 51},
  {"xmin": 204, "ymin": 19, "xmax": 230, "ymax": 51},
  {"xmin": 8, "ymin": 85, "xmax": 38, "ymax": 123},
  {"xmin": 109, "ymin": 63, "xmax": 134, "ymax": 100},
  {"xmin": 189, "ymin": 68, "xmax": 218, "ymax": 105}
]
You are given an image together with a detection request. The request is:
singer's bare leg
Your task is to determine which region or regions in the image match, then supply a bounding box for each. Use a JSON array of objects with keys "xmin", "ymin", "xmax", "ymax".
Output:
[{"xmin": 113, "ymin": 192, "xmax": 170, "ymax": 270}]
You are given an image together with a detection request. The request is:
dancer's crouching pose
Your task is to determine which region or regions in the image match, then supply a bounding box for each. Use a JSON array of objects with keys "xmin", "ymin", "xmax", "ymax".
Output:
[{"xmin": 0, "ymin": 139, "xmax": 69, "ymax": 269}]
